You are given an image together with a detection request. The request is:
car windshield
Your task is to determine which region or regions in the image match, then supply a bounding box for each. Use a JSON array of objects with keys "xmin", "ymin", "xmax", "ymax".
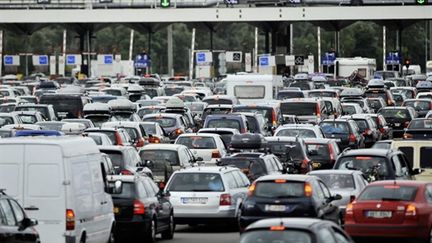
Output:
[
  {"xmin": 358, "ymin": 185, "xmax": 417, "ymax": 201},
  {"xmin": 309, "ymin": 91, "xmax": 336, "ymax": 98},
  {"xmin": 380, "ymin": 109, "xmax": 409, "ymax": 119},
  {"xmin": 143, "ymin": 117, "xmax": 176, "ymax": 128},
  {"xmin": 404, "ymin": 101, "xmax": 430, "ymax": 111},
  {"xmin": 336, "ymin": 156, "xmax": 389, "ymax": 177},
  {"xmin": 18, "ymin": 115, "xmax": 37, "ymax": 124},
  {"xmin": 254, "ymin": 181, "xmax": 305, "ymax": 198},
  {"xmin": 239, "ymin": 230, "xmax": 312, "ymax": 243},
  {"xmin": 206, "ymin": 119, "xmax": 241, "ymax": 131},
  {"xmin": 320, "ymin": 122, "xmax": 349, "ymax": 134},
  {"xmin": 313, "ymin": 174, "xmax": 355, "ymax": 190},
  {"xmin": 176, "ymin": 136, "xmax": 217, "ymax": 149},
  {"xmin": 280, "ymin": 103, "xmax": 317, "ymax": 116},
  {"xmin": 408, "ymin": 119, "xmax": 432, "ymax": 129},
  {"xmin": 276, "ymin": 129, "xmax": 316, "ymax": 138},
  {"xmin": 167, "ymin": 173, "xmax": 224, "ymax": 192},
  {"xmin": 139, "ymin": 150, "xmax": 179, "ymax": 166},
  {"xmin": 306, "ymin": 144, "xmax": 331, "ymax": 160},
  {"xmin": 277, "ymin": 92, "xmax": 303, "ymax": 100}
]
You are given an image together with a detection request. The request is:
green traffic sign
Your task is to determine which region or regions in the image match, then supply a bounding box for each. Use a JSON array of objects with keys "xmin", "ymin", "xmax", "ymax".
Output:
[
  {"xmin": 161, "ymin": 0, "xmax": 170, "ymax": 7},
  {"xmin": 416, "ymin": 0, "xmax": 428, "ymax": 4}
]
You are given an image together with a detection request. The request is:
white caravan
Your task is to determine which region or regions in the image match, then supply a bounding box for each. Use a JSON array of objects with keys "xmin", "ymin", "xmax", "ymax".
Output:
[
  {"xmin": 335, "ymin": 57, "xmax": 376, "ymax": 80},
  {"xmin": 0, "ymin": 137, "xmax": 115, "ymax": 243},
  {"xmin": 226, "ymin": 74, "xmax": 278, "ymax": 105}
]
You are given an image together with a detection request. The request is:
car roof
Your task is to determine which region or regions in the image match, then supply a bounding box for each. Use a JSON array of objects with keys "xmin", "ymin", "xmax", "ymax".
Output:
[
  {"xmin": 139, "ymin": 144, "xmax": 186, "ymax": 151},
  {"xmin": 256, "ymin": 174, "xmax": 313, "ymax": 182},
  {"xmin": 177, "ymin": 133, "xmax": 220, "ymax": 138},
  {"xmin": 246, "ymin": 218, "xmax": 325, "ymax": 231},
  {"xmin": 265, "ymin": 136, "xmax": 302, "ymax": 143},
  {"xmin": 98, "ymin": 145, "xmax": 130, "ymax": 152},
  {"xmin": 368, "ymin": 180, "xmax": 429, "ymax": 187},
  {"xmin": 309, "ymin": 169, "xmax": 362, "ymax": 176},
  {"xmin": 174, "ymin": 166, "xmax": 238, "ymax": 173},
  {"xmin": 303, "ymin": 138, "xmax": 335, "ymax": 144},
  {"xmin": 341, "ymin": 148, "xmax": 393, "ymax": 157}
]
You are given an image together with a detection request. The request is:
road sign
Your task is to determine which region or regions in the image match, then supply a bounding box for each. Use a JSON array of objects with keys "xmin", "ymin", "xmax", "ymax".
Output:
[
  {"xmin": 259, "ymin": 56, "xmax": 269, "ymax": 66},
  {"xmin": 4, "ymin": 56, "xmax": 13, "ymax": 65},
  {"xmin": 295, "ymin": 55, "xmax": 304, "ymax": 66},
  {"xmin": 4, "ymin": 55, "xmax": 19, "ymax": 66},
  {"xmin": 322, "ymin": 52, "xmax": 336, "ymax": 65},
  {"xmin": 196, "ymin": 52, "xmax": 212, "ymax": 66},
  {"xmin": 197, "ymin": 53, "xmax": 206, "ymax": 63},
  {"xmin": 67, "ymin": 55, "xmax": 75, "ymax": 65},
  {"xmin": 135, "ymin": 53, "xmax": 151, "ymax": 68},
  {"xmin": 161, "ymin": 0, "xmax": 170, "ymax": 7},
  {"xmin": 39, "ymin": 55, "xmax": 48, "ymax": 65},
  {"xmin": 226, "ymin": 51, "xmax": 242, "ymax": 62},
  {"xmin": 386, "ymin": 51, "xmax": 401, "ymax": 65},
  {"xmin": 285, "ymin": 55, "xmax": 295, "ymax": 66},
  {"xmin": 416, "ymin": 0, "xmax": 428, "ymax": 4},
  {"xmin": 104, "ymin": 55, "xmax": 113, "ymax": 64}
]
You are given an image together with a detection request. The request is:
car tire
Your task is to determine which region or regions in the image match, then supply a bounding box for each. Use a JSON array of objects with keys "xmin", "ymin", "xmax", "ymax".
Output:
[
  {"xmin": 161, "ymin": 213, "xmax": 175, "ymax": 240},
  {"xmin": 145, "ymin": 219, "xmax": 157, "ymax": 243},
  {"xmin": 107, "ymin": 226, "xmax": 115, "ymax": 243}
]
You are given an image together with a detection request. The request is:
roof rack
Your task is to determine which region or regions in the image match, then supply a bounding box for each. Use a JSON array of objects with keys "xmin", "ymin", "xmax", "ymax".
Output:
[{"xmin": 0, "ymin": 189, "xmax": 6, "ymax": 195}]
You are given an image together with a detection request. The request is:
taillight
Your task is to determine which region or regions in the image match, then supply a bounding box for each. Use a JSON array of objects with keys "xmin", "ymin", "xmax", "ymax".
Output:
[
  {"xmin": 248, "ymin": 182, "xmax": 256, "ymax": 196},
  {"xmin": 315, "ymin": 104, "xmax": 321, "ymax": 118},
  {"xmin": 134, "ymin": 200, "xmax": 146, "ymax": 215},
  {"xmin": 349, "ymin": 134, "xmax": 356, "ymax": 143},
  {"xmin": 328, "ymin": 144, "xmax": 336, "ymax": 161},
  {"xmin": 175, "ymin": 129, "xmax": 183, "ymax": 135},
  {"xmin": 66, "ymin": 209, "xmax": 75, "ymax": 230},
  {"xmin": 404, "ymin": 121, "xmax": 410, "ymax": 128},
  {"xmin": 211, "ymin": 150, "xmax": 221, "ymax": 158},
  {"xmin": 271, "ymin": 110, "xmax": 277, "ymax": 126},
  {"xmin": 405, "ymin": 204, "xmax": 417, "ymax": 218},
  {"xmin": 379, "ymin": 127, "xmax": 385, "ymax": 133},
  {"xmin": 270, "ymin": 226, "xmax": 285, "ymax": 231},
  {"xmin": 121, "ymin": 170, "xmax": 133, "ymax": 175},
  {"xmin": 149, "ymin": 137, "xmax": 160, "ymax": 143},
  {"xmin": 349, "ymin": 195, "xmax": 356, "ymax": 203},
  {"xmin": 219, "ymin": 194, "xmax": 232, "ymax": 206},
  {"xmin": 136, "ymin": 138, "xmax": 145, "ymax": 147},
  {"xmin": 346, "ymin": 203, "xmax": 353, "ymax": 215},
  {"xmin": 404, "ymin": 133, "xmax": 413, "ymax": 139},
  {"xmin": 115, "ymin": 133, "xmax": 124, "ymax": 146},
  {"xmin": 304, "ymin": 182, "xmax": 312, "ymax": 197},
  {"xmin": 363, "ymin": 128, "xmax": 372, "ymax": 136},
  {"xmin": 241, "ymin": 128, "xmax": 247, "ymax": 133}
]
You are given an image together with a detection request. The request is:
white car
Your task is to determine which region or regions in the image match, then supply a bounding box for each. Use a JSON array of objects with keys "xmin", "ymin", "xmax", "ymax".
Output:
[
  {"xmin": 174, "ymin": 133, "xmax": 227, "ymax": 165},
  {"xmin": 138, "ymin": 144, "xmax": 198, "ymax": 171},
  {"xmin": 164, "ymin": 166, "xmax": 250, "ymax": 225},
  {"xmin": 274, "ymin": 124, "xmax": 325, "ymax": 138}
]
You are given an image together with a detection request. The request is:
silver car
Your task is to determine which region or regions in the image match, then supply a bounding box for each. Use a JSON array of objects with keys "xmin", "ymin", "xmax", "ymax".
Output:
[
  {"xmin": 164, "ymin": 166, "xmax": 250, "ymax": 225},
  {"xmin": 308, "ymin": 170, "xmax": 368, "ymax": 220}
]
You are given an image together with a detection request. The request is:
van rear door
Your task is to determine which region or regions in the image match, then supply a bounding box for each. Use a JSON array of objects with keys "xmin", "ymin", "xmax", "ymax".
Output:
[{"xmin": 23, "ymin": 144, "xmax": 66, "ymax": 243}]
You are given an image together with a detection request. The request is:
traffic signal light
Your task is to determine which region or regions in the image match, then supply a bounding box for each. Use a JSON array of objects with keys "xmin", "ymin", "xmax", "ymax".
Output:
[
  {"xmin": 416, "ymin": 0, "xmax": 429, "ymax": 4},
  {"xmin": 404, "ymin": 59, "xmax": 411, "ymax": 69}
]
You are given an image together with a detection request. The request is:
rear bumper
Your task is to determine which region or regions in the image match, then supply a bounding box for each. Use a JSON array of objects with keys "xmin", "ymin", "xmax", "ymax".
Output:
[
  {"xmin": 174, "ymin": 208, "xmax": 236, "ymax": 224},
  {"xmin": 114, "ymin": 218, "xmax": 151, "ymax": 236},
  {"xmin": 345, "ymin": 223, "xmax": 429, "ymax": 238}
]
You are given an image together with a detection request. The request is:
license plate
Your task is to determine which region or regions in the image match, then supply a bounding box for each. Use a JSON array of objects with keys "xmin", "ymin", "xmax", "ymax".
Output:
[
  {"xmin": 312, "ymin": 162, "xmax": 321, "ymax": 169},
  {"xmin": 365, "ymin": 211, "xmax": 392, "ymax": 218},
  {"xmin": 181, "ymin": 197, "xmax": 208, "ymax": 204},
  {"xmin": 113, "ymin": 207, "xmax": 120, "ymax": 214},
  {"xmin": 265, "ymin": 205, "xmax": 287, "ymax": 212},
  {"xmin": 394, "ymin": 123, "xmax": 401, "ymax": 126}
]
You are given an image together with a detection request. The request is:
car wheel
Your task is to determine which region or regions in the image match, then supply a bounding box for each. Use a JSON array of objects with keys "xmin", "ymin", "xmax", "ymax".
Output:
[
  {"xmin": 161, "ymin": 213, "xmax": 175, "ymax": 240},
  {"xmin": 145, "ymin": 219, "xmax": 157, "ymax": 243}
]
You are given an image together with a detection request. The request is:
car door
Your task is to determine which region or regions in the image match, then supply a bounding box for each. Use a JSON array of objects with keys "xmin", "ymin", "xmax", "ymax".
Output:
[
  {"xmin": 150, "ymin": 178, "xmax": 171, "ymax": 225},
  {"xmin": 8, "ymin": 199, "xmax": 40, "ymax": 243},
  {"xmin": 391, "ymin": 154, "xmax": 405, "ymax": 180},
  {"xmin": 318, "ymin": 181, "xmax": 340, "ymax": 223},
  {"xmin": 0, "ymin": 198, "xmax": 18, "ymax": 243},
  {"xmin": 142, "ymin": 178, "xmax": 168, "ymax": 228}
]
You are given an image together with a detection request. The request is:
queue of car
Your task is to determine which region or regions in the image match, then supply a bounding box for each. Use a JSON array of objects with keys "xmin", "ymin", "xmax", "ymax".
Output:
[{"xmin": 1, "ymin": 73, "xmax": 432, "ymax": 243}]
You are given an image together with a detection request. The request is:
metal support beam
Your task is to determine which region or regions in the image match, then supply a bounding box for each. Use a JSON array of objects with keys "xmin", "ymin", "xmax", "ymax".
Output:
[
  {"xmin": 383, "ymin": 26, "xmax": 386, "ymax": 71},
  {"xmin": 334, "ymin": 30, "xmax": 340, "ymax": 55},
  {"xmin": 317, "ymin": 27, "xmax": 321, "ymax": 73},
  {"xmin": 167, "ymin": 25, "xmax": 173, "ymax": 76},
  {"xmin": 429, "ymin": 20, "xmax": 432, "ymax": 62},
  {"xmin": 0, "ymin": 30, "xmax": 3, "ymax": 76}
]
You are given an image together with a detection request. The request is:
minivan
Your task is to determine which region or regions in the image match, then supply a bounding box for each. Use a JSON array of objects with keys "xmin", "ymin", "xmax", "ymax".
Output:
[{"xmin": 0, "ymin": 137, "xmax": 115, "ymax": 243}]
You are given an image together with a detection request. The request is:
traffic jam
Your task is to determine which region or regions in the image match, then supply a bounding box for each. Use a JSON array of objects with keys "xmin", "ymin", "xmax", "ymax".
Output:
[{"xmin": 1, "ymin": 72, "xmax": 432, "ymax": 243}]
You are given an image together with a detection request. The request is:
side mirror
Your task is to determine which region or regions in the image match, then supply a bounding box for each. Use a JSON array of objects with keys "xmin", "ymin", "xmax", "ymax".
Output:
[
  {"xmin": 195, "ymin": 157, "xmax": 204, "ymax": 162},
  {"xmin": 19, "ymin": 218, "xmax": 38, "ymax": 231},
  {"xmin": 327, "ymin": 194, "xmax": 342, "ymax": 203},
  {"xmin": 412, "ymin": 168, "xmax": 423, "ymax": 175}
]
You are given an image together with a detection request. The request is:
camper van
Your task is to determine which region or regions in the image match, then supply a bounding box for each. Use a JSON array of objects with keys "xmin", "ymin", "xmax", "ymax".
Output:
[
  {"xmin": 335, "ymin": 57, "xmax": 376, "ymax": 80},
  {"xmin": 226, "ymin": 74, "xmax": 277, "ymax": 105},
  {"xmin": 0, "ymin": 137, "xmax": 115, "ymax": 243}
]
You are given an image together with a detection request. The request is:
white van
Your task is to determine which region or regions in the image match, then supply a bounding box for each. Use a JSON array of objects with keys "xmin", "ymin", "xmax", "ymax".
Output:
[
  {"xmin": 391, "ymin": 140, "xmax": 432, "ymax": 181},
  {"xmin": 0, "ymin": 137, "xmax": 115, "ymax": 243},
  {"xmin": 226, "ymin": 74, "xmax": 276, "ymax": 105}
]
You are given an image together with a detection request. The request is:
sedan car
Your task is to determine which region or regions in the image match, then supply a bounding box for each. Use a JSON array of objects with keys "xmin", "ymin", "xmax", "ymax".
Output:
[
  {"xmin": 239, "ymin": 218, "xmax": 353, "ymax": 243},
  {"xmin": 345, "ymin": 180, "xmax": 432, "ymax": 242},
  {"xmin": 142, "ymin": 113, "xmax": 189, "ymax": 142},
  {"xmin": 403, "ymin": 118, "xmax": 432, "ymax": 140},
  {"xmin": 238, "ymin": 175, "xmax": 342, "ymax": 231},
  {"xmin": 402, "ymin": 98, "xmax": 432, "ymax": 117}
]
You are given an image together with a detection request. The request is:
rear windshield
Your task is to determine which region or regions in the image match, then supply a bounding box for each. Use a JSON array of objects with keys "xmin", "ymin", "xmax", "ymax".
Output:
[
  {"xmin": 280, "ymin": 102, "xmax": 317, "ymax": 116},
  {"xmin": 206, "ymin": 119, "xmax": 241, "ymax": 131},
  {"xmin": 420, "ymin": 147, "xmax": 432, "ymax": 168},
  {"xmin": 142, "ymin": 124, "xmax": 157, "ymax": 135},
  {"xmin": 233, "ymin": 107, "xmax": 271, "ymax": 122},
  {"xmin": 268, "ymin": 143, "xmax": 304, "ymax": 161},
  {"xmin": 308, "ymin": 91, "xmax": 336, "ymax": 98},
  {"xmin": 239, "ymin": 230, "xmax": 312, "ymax": 243},
  {"xmin": 354, "ymin": 119, "xmax": 368, "ymax": 133},
  {"xmin": 404, "ymin": 101, "xmax": 430, "ymax": 111},
  {"xmin": 218, "ymin": 159, "xmax": 266, "ymax": 178},
  {"xmin": 101, "ymin": 151, "xmax": 124, "ymax": 168},
  {"xmin": 408, "ymin": 119, "xmax": 432, "ymax": 129},
  {"xmin": 167, "ymin": 173, "xmax": 224, "ymax": 192},
  {"xmin": 320, "ymin": 122, "xmax": 349, "ymax": 134},
  {"xmin": 399, "ymin": 146, "xmax": 414, "ymax": 169},
  {"xmin": 109, "ymin": 182, "xmax": 135, "ymax": 199},
  {"xmin": 312, "ymin": 174, "xmax": 355, "ymax": 190},
  {"xmin": 290, "ymin": 82, "xmax": 311, "ymax": 90},
  {"xmin": 0, "ymin": 117, "xmax": 14, "ymax": 127},
  {"xmin": 139, "ymin": 150, "xmax": 179, "ymax": 166},
  {"xmin": 380, "ymin": 109, "xmax": 409, "ymax": 119},
  {"xmin": 276, "ymin": 129, "xmax": 316, "ymax": 138},
  {"xmin": 138, "ymin": 108, "xmax": 161, "ymax": 117},
  {"xmin": 254, "ymin": 181, "xmax": 305, "ymax": 198},
  {"xmin": 364, "ymin": 91, "xmax": 388, "ymax": 100},
  {"xmin": 234, "ymin": 85, "xmax": 265, "ymax": 99},
  {"xmin": 40, "ymin": 95, "xmax": 83, "ymax": 118},
  {"xmin": 143, "ymin": 117, "xmax": 176, "ymax": 128},
  {"xmin": 358, "ymin": 185, "xmax": 417, "ymax": 201},
  {"xmin": 187, "ymin": 103, "xmax": 206, "ymax": 112},
  {"xmin": 306, "ymin": 144, "xmax": 330, "ymax": 160},
  {"xmin": 176, "ymin": 136, "xmax": 216, "ymax": 149},
  {"xmin": 16, "ymin": 106, "xmax": 48, "ymax": 118},
  {"xmin": 18, "ymin": 115, "xmax": 37, "ymax": 124},
  {"xmin": 0, "ymin": 130, "xmax": 12, "ymax": 138},
  {"xmin": 367, "ymin": 99, "xmax": 384, "ymax": 109},
  {"xmin": 336, "ymin": 156, "xmax": 389, "ymax": 177},
  {"xmin": 204, "ymin": 99, "xmax": 233, "ymax": 105},
  {"xmin": 342, "ymin": 105, "xmax": 357, "ymax": 115},
  {"xmin": 277, "ymin": 91, "xmax": 304, "ymax": 100},
  {"xmin": 164, "ymin": 87, "xmax": 184, "ymax": 96}
]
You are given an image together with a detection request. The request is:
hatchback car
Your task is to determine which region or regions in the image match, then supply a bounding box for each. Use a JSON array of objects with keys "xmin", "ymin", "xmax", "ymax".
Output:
[
  {"xmin": 138, "ymin": 144, "xmax": 199, "ymax": 171},
  {"xmin": 203, "ymin": 114, "xmax": 249, "ymax": 134},
  {"xmin": 366, "ymin": 97, "xmax": 387, "ymax": 113},
  {"xmin": 239, "ymin": 218, "xmax": 353, "ymax": 243},
  {"xmin": 403, "ymin": 118, "xmax": 432, "ymax": 140},
  {"xmin": 0, "ymin": 189, "xmax": 40, "ymax": 243},
  {"xmin": 304, "ymin": 138, "xmax": 340, "ymax": 170},
  {"xmin": 345, "ymin": 180, "xmax": 432, "ymax": 242},
  {"xmin": 164, "ymin": 166, "xmax": 250, "ymax": 225},
  {"xmin": 99, "ymin": 145, "xmax": 147, "ymax": 176},
  {"xmin": 197, "ymin": 128, "xmax": 240, "ymax": 147},
  {"xmin": 274, "ymin": 124, "xmax": 324, "ymax": 139},
  {"xmin": 378, "ymin": 106, "xmax": 417, "ymax": 138},
  {"xmin": 319, "ymin": 119, "xmax": 364, "ymax": 150},
  {"xmin": 341, "ymin": 114, "xmax": 380, "ymax": 148},
  {"xmin": 238, "ymin": 175, "xmax": 342, "ymax": 231},
  {"xmin": 107, "ymin": 175, "xmax": 174, "ymax": 242},
  {"xmin": 280, "ymin": 98, "xmax": 330, "ymax": 125},
  {"xmin": 341, "ymin": 103, "xmax": 364, "ymax": 116},
  {"xmin": 142, "ymin": 113, "xmax": 189, "ymax": 142},
  {"xmin": 175, "ymin": 133, "xmax": 227, "ymax": 165}
]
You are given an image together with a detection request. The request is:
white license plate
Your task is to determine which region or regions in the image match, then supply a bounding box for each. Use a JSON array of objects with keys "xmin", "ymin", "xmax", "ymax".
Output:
[
  {"xmin": 394, "ymin": 123, "xmax": 401, "ymax": 126},
  {"xmin": 181, "ymin": 197, "xmax": 208, "ymax": 204},
  {"xmin": 365, "ymin": 211, "xmax": 392, "ymax": 218},
  {"xmin": 265, "ymin": 205, "xmax": 287, "ymax": 212},
  {"xmin": 335, "ymin": 139, "xmax": 342, "ymax": 142}
]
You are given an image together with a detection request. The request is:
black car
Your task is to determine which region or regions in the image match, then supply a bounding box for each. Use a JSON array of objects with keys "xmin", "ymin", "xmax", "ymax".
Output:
[
  {"xmin": 319, "ymin": 118, "xmax": 364, "ymax": 150},
  {"xmin": 378, "ymin": 106, "xmax": 417, "ymax": 138},
  {"xmin": 232, "ymin": 104, "xmax": 283, "ymax": 133},
  {"xmin": 304, "ymin": 138, "xmax": 341, "ymax": 170},
  {"xmin": 239, "ymin": 218, "xmax": 353, "ymax": 243},
  {"xmin": 0, "ymin": 189, "xmax": 40, "ymax": 243},
  {"xmin": 404, "ymin": 118, "xmax": 432, "ymax": 140},
  {"xmin": 107, "ymin": 175, "xmax": 174, "ymax": 243},
  {"xmin": 238, "ymin": 175, "xmax": 342, "ymax": 231},
  {"xmin": 333, "ymin": 149, "xmax": 419, "ymax": 182}
]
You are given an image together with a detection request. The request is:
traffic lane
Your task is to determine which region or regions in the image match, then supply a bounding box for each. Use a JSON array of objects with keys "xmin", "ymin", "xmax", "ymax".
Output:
[{"xmin": 354, "ymin": 237, "xmax": 420, "ymax": 243}]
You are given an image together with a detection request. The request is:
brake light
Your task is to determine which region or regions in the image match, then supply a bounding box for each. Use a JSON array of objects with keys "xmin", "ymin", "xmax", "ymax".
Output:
[
  {"xmin": 328, "ymin": 143, "xmax": 336, "ymax": 161},
  {"xmin": 405, "ymin": 204, "xmax": 417, "ymax": 217},
  {"xmin": 271, "ymin": 110, "xmax": 277, "ymax": 126},
  {"xmin": 350, "ymin": 195, "xmax": 356, "ymax": 203},
  {"xmin": 148, "ymin": 137, "xmax": 160, "ymax": 143},
  {"xmin": 134, "ymin": 200, "xmax": 146, "ymax": 215},
  {"xmin": 346, "ymin": 203, "xmax": 353, "ymax": 215},
  {"xmin": 120, "ymin": 170, "xmax": 133, "ymax": 175},
  {"xmin": 379, "ymin": 127, "xmax": 385, "ymax": 133},
  {"xmin": 219, "ymin": 194, "xmax": 232, "ymax": 206},
  {"xmin": 175, "ymin": 129, "xmax": 183, "ymax": 135},
  {"xmin": 115, "ymin": 133, "xmax": 124, "ymax": 146},
  {"xmin": 275, "ymin": 179, "xmax": 286, "ymax": 183},
  {"xmin": 66, "ymin": 209, "xmax": 75, "ymax": 230},
  {"xmin": 384, "ymin": 185, "xmax": 400, "ymax": 189},
  {"xmin": 316, "ymin": 104, "xmax": 321, "ymax": 118},
  {"xmin": 304, "ymin": 183, "xmax": 312, "ymax": 197},
  {"xmin": 136, "ymin": 138, "xmax": 145, "ymax": 148},
  {"xmin": 270, "ymin": 226, "xmax": 285, "ymax": 231},
  {"xmin": 241, "ymin": 128, "xmax": 247, "ymax": 133},
  {"xmin": 363, "ymin": 128, "xmax": 372, "ymax": 136},
  {"xmin": 349, "ymin": 134, "xmax": 356, "ymax": 143},
  {"xmin": 404, "ymin": 133, "xmax": 413, "ymax": 139},
  {"xmin": 211, "ymin": 150, "xmax": 221, "ymax": 158},
  {"xmin": 404, "ymin": 121, "xmax": 410, "ymax": 128},
  {"xmin": 356, "ymin": 156, "xmax": 373, "ymax": 160},
  {"xmin": 248, "ymin": 182, "xmax": 256, "ymax": 196}
]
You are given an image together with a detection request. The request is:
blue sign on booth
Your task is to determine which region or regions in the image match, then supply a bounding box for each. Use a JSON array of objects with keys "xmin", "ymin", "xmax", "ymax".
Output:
[
  {"xmin": 135, "ymin": 53, "xmax": 150, "ymax": 68},
  {"xmin": 260, "ymin": 56, "xmax": 269, "ymax": 66},
  {"xmin": 104, "ymin": 55, "xmax": 113, "ymax": 64},
  {"xmin": 386, "ymin": 51, "xmax": 400, "ymax": 65},
  {"xmin": 4, "ymin": 56, "xmax": 13, "ymax": 65},
  {"xmin": 322, "ymin": 52, "xmax": 336, "ymax": 66},
  {"xmin": 197, "ymin": 53, "xmax": 206, "ymax": 63},
  {"xmin": 67, "ymin": 55, "xmax": 76, "ymax": 65},
  {"xmin": 39, "ymin": 56, "xmax": 48, "ymax": 65}
]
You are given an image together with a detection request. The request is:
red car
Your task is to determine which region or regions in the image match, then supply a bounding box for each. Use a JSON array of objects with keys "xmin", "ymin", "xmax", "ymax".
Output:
[{"xmin": 345, "ymin": 180, "xmax": 432, "ymax": 241}]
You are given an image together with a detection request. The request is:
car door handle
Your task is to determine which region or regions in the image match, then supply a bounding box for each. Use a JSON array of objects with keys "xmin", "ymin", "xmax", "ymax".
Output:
[
  {"xmin": 100, "ymin": 201, "xmax": 107, "ymax": 205},
  {"xmin": 24, "ymin": 206, "xmax": 39, "ymax": 211}
]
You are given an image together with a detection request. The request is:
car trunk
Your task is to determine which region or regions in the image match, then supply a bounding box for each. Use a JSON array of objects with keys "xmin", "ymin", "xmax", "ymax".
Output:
[
  {"xmin": 352, "ymin": 200, "xmax": 411, "ymax": 224},
  {"xmin": 112, "ymin": 198, "xmax": 135, "ymax": 221},
  {"xmin": 170, "ymin": 191, "xmax": 224, "ymax": 214},
  {"xmin": 253, "ymin": 196, "xmax": 313, "ymax": 217}
]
